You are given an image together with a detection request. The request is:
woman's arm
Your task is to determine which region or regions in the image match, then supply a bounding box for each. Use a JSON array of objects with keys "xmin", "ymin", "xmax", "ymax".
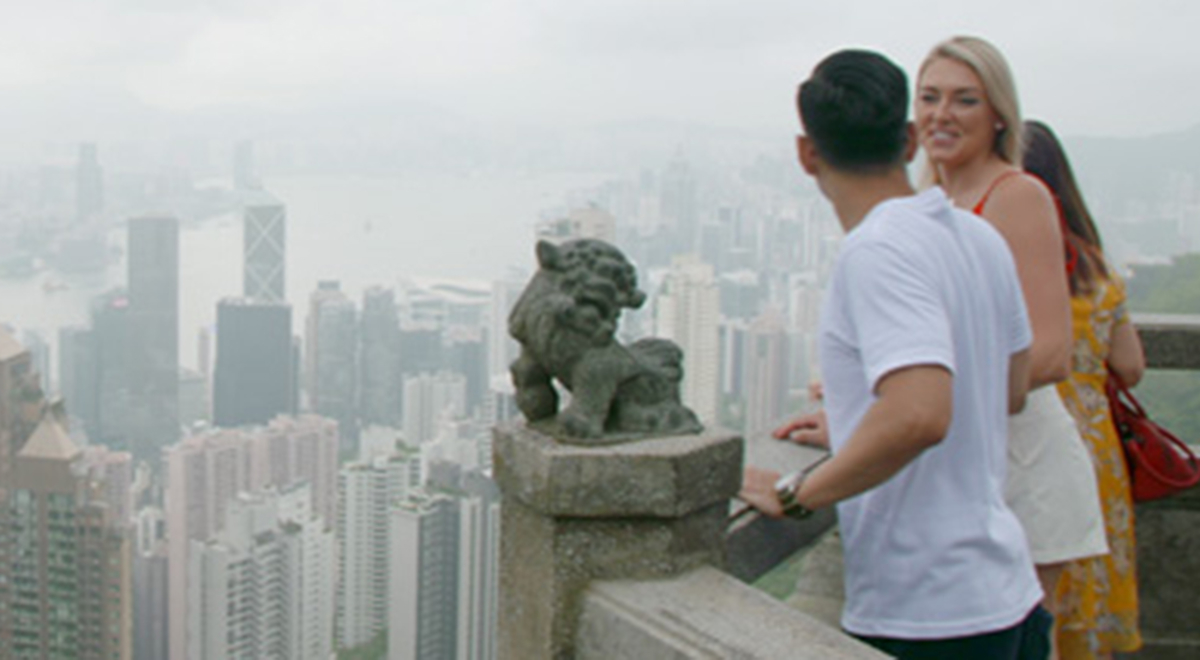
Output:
[
  {"xmin": 981, "ymin": 175, "xmax": 1073, "ymax": 388},
  {"xmin": 1109, "ymin": 318, "xmax": 1146, "ymax": 387}
]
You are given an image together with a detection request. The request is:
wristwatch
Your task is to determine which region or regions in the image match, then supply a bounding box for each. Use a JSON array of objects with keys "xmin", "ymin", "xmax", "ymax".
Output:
[{"xmin": 774, "ymin": 454, "xmax": 830, "ymax": 520}]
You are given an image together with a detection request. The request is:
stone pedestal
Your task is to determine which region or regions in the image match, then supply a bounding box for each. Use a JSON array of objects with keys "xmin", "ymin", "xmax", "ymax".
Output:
[{"xmin": 493, "ymin": 422, "xmax": 742, "ymax": 660}]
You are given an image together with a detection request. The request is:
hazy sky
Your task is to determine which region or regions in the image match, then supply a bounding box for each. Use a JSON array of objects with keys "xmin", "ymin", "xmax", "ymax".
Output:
[{"xmin": 3, "ymin": 1, "xmax": 1197, "ymax": 139}]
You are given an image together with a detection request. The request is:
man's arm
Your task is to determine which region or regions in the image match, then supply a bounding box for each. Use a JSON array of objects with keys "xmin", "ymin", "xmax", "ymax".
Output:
[
  {"xmin": 743, "ymin": 365, "xmax": 952, "ymax": 515},
  {"xmin": 793, "ymin": 365, "xmax": 950, "ymax": 510}
]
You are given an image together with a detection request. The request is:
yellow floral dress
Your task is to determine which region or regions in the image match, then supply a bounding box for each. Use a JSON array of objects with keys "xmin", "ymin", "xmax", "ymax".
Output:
[{"xmin": 1055, "ymin": 274, "xmax": 1141, "ymax": 657}]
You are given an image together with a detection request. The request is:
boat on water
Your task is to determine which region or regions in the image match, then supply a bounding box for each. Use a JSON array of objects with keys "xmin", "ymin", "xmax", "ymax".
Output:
[{"xmin": 42, "ymin": 278, "xmax": 69, "ymax": 293}]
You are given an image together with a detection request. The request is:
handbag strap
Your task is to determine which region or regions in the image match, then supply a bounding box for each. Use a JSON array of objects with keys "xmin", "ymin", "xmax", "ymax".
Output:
[{"xmin": 1106, "ymin": 368, "xmax": 1148, "ymax": 418}]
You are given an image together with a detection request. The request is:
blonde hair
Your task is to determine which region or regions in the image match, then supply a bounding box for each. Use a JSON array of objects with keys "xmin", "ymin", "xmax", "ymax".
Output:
[{"xmin": 919, "ymin": 36, "xmax": 1023, "ymax": 183}]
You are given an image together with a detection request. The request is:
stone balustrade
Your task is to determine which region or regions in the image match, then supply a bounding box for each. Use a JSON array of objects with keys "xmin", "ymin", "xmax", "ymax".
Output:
[{"xmin": 1124, "ymin": 314, "xmax": 1200, "ymax": 660}]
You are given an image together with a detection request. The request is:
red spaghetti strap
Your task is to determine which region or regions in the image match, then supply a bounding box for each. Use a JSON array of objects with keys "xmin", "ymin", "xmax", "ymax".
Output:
[
  {"xmin": 1030, "ymin": 174, "xmax": 1081, "ymax": 277},
  {"xmin": 971, "ymin": 170, "xmax": 1023, "ymax": 215}
]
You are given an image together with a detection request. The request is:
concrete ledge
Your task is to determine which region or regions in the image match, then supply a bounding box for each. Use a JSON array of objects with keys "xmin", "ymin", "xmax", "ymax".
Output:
[
  {"xmin": 493, "ymin": 422, "xmax": 742, "ymax": 518},
  {"xmin": 576, "ymin": 565, "xmax": 886, "ymax": 659},
  {"xmin": 1134, "ymin": 313, "xmax": 1200, "ymax": 371},
  {"xmin": 728, "ymin": 431, "xmax": 835, "ymax": 582},
  {"xmin": 1133, "ymin": 447, "xmax": 1200, "ymax": 660}
]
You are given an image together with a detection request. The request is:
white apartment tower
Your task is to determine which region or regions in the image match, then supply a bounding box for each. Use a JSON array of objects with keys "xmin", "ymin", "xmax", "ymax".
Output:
[
  {"xmin": 389, "ymin": 491, "xmax": 460, "ymax": 660},
  {"xmin": 165, "ymin": 415, "xmax": 339, "ymax": 660},
  {"xmin": 455, "ymin": 473, "xmax": 501, "ymax": 660},
  {"xmin": 654, "ymin": 254, "xmax": 721, "ymax": 427},
  {"xmin": 187, "ymin": 485, "xmax": 335, "ymax": 660},
  {"xmin": 336, "ymin": 447, "xmax": 422, "ymax": 650},
  {"xmin": 402, "ymin": 371, "xmax": 467, "ymax": 446}
]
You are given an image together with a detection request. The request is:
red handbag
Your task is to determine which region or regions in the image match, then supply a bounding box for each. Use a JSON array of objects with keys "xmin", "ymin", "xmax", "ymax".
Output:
[{"xmin": 1106, "ymin": 369, "xmax": 1200, "ymax": 502}]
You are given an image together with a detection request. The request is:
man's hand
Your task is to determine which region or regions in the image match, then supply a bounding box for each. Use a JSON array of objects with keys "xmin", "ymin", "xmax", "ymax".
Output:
[
  {"xmin": 740, "ymin": 466, "xmax": 785, "ymax": 518},
  {"xmin": 772, "ymin": 410, "xmax": 830, "ymax": 449}
]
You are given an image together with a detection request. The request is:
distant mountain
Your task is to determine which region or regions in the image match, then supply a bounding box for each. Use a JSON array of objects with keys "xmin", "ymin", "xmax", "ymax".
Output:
[{"xmin": 1065, "ymin": 123, "xmax": 1200, "ymax": 206}]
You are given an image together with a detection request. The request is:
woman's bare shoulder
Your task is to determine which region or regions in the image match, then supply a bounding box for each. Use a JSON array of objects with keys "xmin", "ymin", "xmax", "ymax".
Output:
[
  {"xmin": 992, "ymin": 171, "xmax": 1054, "ymax": 206},
  {"xmin": 985, "ymin": 171, "xmax": 1057, "ymax": 229}
]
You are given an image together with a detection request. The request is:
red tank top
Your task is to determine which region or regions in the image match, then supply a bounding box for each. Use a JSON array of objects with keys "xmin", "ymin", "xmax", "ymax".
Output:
[{"xmin": 971, "ymin": 170, "xmax": 1022, "ymax": 215}]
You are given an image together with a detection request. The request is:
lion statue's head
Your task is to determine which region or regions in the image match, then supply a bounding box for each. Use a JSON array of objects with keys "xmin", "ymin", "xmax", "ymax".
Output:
[{"xmin": 537, "ymin": 238, "xmax": 645, "ymax": 321}]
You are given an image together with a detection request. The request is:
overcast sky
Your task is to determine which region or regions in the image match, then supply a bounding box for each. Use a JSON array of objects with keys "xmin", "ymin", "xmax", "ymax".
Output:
[{"xmin": 2, "ymin": 1, "xmax": 1197, "ymax": 141}]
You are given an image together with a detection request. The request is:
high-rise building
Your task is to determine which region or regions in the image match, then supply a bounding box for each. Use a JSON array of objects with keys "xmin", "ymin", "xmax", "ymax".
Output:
[
  {"xmin": 398, "ymin": 324, "xmax": 442, "ymax": 381},
  {"xmin": 445, "ymin": 326, "xmax": 487, "ymax": 416},
  {"xmin": 336, "ymin": 446, "xmax": 421, "ymax": 650},
  {"xmin": 660, "ymin": 154, "xmax": 699, "ymax": 248},
  {"xmin": 75, "ymin": 142, "xmax": 104, "ymax": 223},
  {"xmin": 742, "ymin": 309, "xmax": 791, "ymax": 434},
  {"xmin": 254, "ymin": 415, "xmax": 340, "ymax": 527},
  {"xmin": 166, "ymin": 428, "xmax": 252, "ymax": 660},
  {"xmin": 57, "ymin": 325, "xmax": 93, "ymax": 429},
  {"xmin": 0, "ymin": 328, "xmax": 41, "ymax": 484},
  {"xmin": 133, "ymin": 507, "xmax": 169, "ymax": 660},
  {"xmin": 654, "ymin": 255, "xmax": 721, "ymax": 427},
  {"xmin": 177, "ymin": 368, "xmax": 208, "ymax": 429},
  {"xmin": 306, "ymin": 281, "xmax": 358, "ymax": 444},
  {"xmin": 389, "ymin": 491, "xmax": 459, "ymax": 660},
  {"xmin": 78, "ymin": 444, "xmax": 135, "ymax": 524},
  {"xmin": 453, "ymin": 470, "xmax": 501, "ymax": 660},
  {"xmin": 487, "ymin": 277, "xmax": 524, "ymax": 383},
  {"xmin": 1, "ymin": 409, "xmax": 133, "ymax": 659},
  {"xmin": 243, "ymin": 193, "xmax": 287, "ymax": 303},
  {"xmin": 19, "ymin": 329, "xmax": 50, "ymax": 395},
  {"xmin": 360, "ymin": 286, "xmax": 402, "ymax": 427},
  {"xmin": 126, "ymin": 215, "xmax": 180, "ymax": 463},
  {"xmin": 91, "ymin": 289, "xmax": 135, "ymax": 446},
  {"xmin": 213, "ymin": 297, "xmax": 295, "ymax": 427},
  {"xmin": 402, "ymin": 371, "xmax": 466, "ymax": 446},
  {"xmin": 165, "ymin": 416, "xmax": 339, "ymax": 660},
  {"xmin": 787, "ymin": 272, "xmax": 824, "ymax": 392},
  {"xmin": 187, "ymin": 485, "xmax": 335, "ymax": 660},
  {"xmin": 718, "ymin": 270, "xmax": 764, "ymax": 321}
]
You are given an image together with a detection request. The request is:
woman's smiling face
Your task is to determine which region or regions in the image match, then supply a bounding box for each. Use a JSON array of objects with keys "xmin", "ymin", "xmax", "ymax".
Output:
[{"xmin": 916, "ymin": 56, "xmax": 1002, "ymax": 169}]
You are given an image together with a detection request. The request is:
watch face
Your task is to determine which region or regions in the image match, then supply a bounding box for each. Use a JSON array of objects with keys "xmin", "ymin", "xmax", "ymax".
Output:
[{"xmin": 775, "ymin": 471, "xmax": 803, "ymax": 492}]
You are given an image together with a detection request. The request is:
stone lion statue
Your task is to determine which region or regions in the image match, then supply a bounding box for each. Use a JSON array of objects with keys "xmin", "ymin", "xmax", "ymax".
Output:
[{"xmin": 508, "ymin": 239, "xmax": 702, "ymax": 443}]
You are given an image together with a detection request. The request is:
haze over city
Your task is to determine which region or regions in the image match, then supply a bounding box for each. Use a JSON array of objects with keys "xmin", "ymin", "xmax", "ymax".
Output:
[
  {"xmin": 2, "ymin": 4, "xmax": 1200, "ymax": 659},
  {"xmin": 0, "ymin": 0, "xmax": 1197, "ymax": 147}
]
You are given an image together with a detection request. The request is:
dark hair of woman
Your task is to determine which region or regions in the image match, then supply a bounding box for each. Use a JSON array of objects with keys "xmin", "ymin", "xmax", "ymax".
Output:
[{"xmin": 1022, "ymin": 119, "xmax": 1107, "ymax": 295}]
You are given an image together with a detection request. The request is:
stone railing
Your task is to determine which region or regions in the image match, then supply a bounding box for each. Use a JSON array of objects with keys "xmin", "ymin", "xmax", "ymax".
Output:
[
  {"xmin": 1125, "ymin": 314, "xmax": 1200, "ymax": 660},
  {"xmin": 492, "ymin": 314, "xmax": 1200, "ymax": 659}
]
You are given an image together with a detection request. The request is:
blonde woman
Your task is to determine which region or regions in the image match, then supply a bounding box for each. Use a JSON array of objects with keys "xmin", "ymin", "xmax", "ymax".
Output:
[{"xmin": 915, "ymin": 35, "xmax": 1108, "ymax": 649}]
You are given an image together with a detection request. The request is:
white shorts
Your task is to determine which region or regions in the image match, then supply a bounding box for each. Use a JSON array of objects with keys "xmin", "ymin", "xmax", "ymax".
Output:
[{"xmin": 1004, "ymin": 386, "xmax": 1108, "ymax": 565}]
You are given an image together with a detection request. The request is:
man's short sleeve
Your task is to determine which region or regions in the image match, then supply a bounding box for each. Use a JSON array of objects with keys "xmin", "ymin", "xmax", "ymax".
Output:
[{"xmin": 841, "ymin": 242, "xmax": 955, "ymax": 393}]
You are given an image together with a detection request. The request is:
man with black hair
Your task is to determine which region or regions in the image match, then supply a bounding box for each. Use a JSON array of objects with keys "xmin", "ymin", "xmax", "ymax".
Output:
[{"xmin": 741, "ymin": 49, "xmax": 1051, "ymax": 658}]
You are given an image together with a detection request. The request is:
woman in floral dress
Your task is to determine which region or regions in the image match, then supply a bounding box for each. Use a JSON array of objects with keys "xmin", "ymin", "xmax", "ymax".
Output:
[{"xmin": 1024, "ymin": 120, "xmax": 1147, "ymax": 659}]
